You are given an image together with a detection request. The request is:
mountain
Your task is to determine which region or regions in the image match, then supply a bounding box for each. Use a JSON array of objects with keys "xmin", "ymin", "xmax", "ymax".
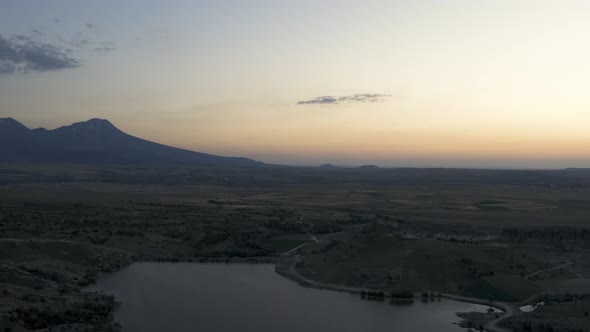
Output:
[{"xmin": 0, "ymin": 118, "xmax": 263, "ymax": 166}]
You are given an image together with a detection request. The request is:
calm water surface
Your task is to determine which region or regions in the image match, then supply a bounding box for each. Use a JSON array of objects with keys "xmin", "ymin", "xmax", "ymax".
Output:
[{"xmin": 88, "ymin": 263, "xmax": 490, "ymax": 332}]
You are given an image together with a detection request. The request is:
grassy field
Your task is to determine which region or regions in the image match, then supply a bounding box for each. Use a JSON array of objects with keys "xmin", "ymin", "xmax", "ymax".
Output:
[{"xmin": 295, "ymin": 233, "xmax": 555, "ymax": 302}]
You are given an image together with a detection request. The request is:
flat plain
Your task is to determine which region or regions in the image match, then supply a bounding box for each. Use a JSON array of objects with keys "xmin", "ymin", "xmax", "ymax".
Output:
[{"xmin": 0, "ymin": 164, "xmax": 589, "ymax": 331}]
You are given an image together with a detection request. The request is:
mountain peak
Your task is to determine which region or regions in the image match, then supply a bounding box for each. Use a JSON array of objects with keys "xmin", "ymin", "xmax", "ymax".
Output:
[
  {"xmin": 80, "ymin": 118, "xmax": 114, "ymax": 126},
  {"xmin": 0, "ymin": 117, "xmax": 30, "ymax": 131},
  {"xmin": 87, "ymin": 118, "xmax": 112, "ymax": 124},
  {"xmin": 67, "ymin": 118, "xmax": 118, "ymax": 132}
]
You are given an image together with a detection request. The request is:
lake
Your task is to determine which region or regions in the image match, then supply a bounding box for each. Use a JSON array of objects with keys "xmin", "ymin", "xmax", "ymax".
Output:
[{"xmin": 87, "ymin": 263, "xmax": 491, "ymax": 332}]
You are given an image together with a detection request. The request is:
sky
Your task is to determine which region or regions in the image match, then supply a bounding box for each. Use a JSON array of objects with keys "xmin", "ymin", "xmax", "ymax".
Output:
[{"xmin": 1, "ymin": 0, "xmax": 590, "ymax": 168}]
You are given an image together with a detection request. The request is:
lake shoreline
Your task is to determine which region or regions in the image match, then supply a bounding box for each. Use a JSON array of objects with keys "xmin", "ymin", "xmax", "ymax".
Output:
[
  {"xmin": 273, "ymin": 254, "xmax": 515, "ymax": 332},
  {"xmin": 88, "ymin": 261, "xmax": 502, "ymax": 332}
]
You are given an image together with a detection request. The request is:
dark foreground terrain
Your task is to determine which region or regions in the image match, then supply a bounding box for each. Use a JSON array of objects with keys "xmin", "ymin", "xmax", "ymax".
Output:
[{"xmin": 1, "ymin": 164, "xmax": 589, "ymax": 331}]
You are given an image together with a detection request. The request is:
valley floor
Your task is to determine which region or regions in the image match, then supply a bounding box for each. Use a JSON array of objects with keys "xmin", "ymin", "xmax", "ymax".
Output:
[{"xmin": 1, "ymin": 165, "xmax": 590, "ymax": 331}]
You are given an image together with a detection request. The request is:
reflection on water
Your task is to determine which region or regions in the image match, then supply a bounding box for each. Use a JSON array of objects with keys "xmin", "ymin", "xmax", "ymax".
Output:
[{"xmin": 88, "ymin": 263, "xmax": 491, "ymax": 332}]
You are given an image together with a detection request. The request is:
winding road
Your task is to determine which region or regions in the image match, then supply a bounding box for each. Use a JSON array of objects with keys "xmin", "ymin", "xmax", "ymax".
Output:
[{"xmin": 524, "ymin": 261, "xmax": 572, "ymax": 280}]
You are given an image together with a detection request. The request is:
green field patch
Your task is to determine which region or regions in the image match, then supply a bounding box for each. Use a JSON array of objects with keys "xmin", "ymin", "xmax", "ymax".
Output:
[
  {"xmin": 264, "ymin": 235, "xmax": 311, "ymax": 253},
  {"xmin": 483, "ymin": 274, "xmax": 541, "ymax": 301},
  {"xmin": 476, "ymin": 205, "xmax": 511, "ymax": 211},
  {"xmin": 476, "ymin": 200, "xmax": 508, "ymax": 205},
  {"xmin": 543, "ymin": 301, "xmax": 590, "ymax": 318},
  {"xmin": 461, "ymin": 279, "xmax": 518, "ymax": 302}
]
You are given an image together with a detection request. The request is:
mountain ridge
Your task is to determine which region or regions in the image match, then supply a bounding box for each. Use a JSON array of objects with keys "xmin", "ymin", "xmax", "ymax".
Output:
[{"xmin": 0, "ymin": 118, "xmax": 264, "ymax": 166}]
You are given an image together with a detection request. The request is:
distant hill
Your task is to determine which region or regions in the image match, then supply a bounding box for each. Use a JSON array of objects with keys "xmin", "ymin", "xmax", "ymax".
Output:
[
  {"xmin": 357, "ymin": 165, "xmax": 380, "ymax": 170},
  {"xmin": 0, "ymin": 118, "xmax": 263, "ymax": 166},
  {"xmin": 319, "ymin": 164, "xmax": 338, "ymax": 168}
]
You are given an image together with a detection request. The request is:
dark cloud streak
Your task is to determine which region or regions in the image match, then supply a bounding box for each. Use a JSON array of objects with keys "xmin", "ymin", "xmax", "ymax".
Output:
[
  {"xmin": 297, "ymin": 94, "xmax": 391, "ymax": 105},
  {"xmin": 0, "ymin": 34, "xmax": 80, "ymax": 75},
  {"xmin": 94, "ymin": 46, "xmax": 116, "ymax": 53},
  {"xmin": 31, "ymin": 29, "xmax": 46, "ymax": 36}
]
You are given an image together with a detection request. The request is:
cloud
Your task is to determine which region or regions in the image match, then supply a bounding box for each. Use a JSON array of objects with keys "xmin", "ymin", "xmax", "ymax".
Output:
[
  {"xmin": 297, "ymin": 94, "xmax": 391, "ymax": 105},
  {"xmin": 93, "ymin": 41, "xmax": 116, "ymax": 53},
  {"xmin": 94, "ymin": 46, "xmax": 116, "ymax": 53},
  {"xmin": 31, "ymin": 29, "xmax": 45, "ymax": 36},
  {"xmin": 0, "ymin": 34, "xmax": 80, "ymax": 75},
  {"xmin": 297, "ymin": 96, "xmax": 339, "ymax": 105}
]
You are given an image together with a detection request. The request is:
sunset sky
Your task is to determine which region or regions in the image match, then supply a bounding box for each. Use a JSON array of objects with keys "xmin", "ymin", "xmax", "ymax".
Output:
[{"xmin": 1, "ymin": 1, "xmax": 590, "ymax": 168}]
